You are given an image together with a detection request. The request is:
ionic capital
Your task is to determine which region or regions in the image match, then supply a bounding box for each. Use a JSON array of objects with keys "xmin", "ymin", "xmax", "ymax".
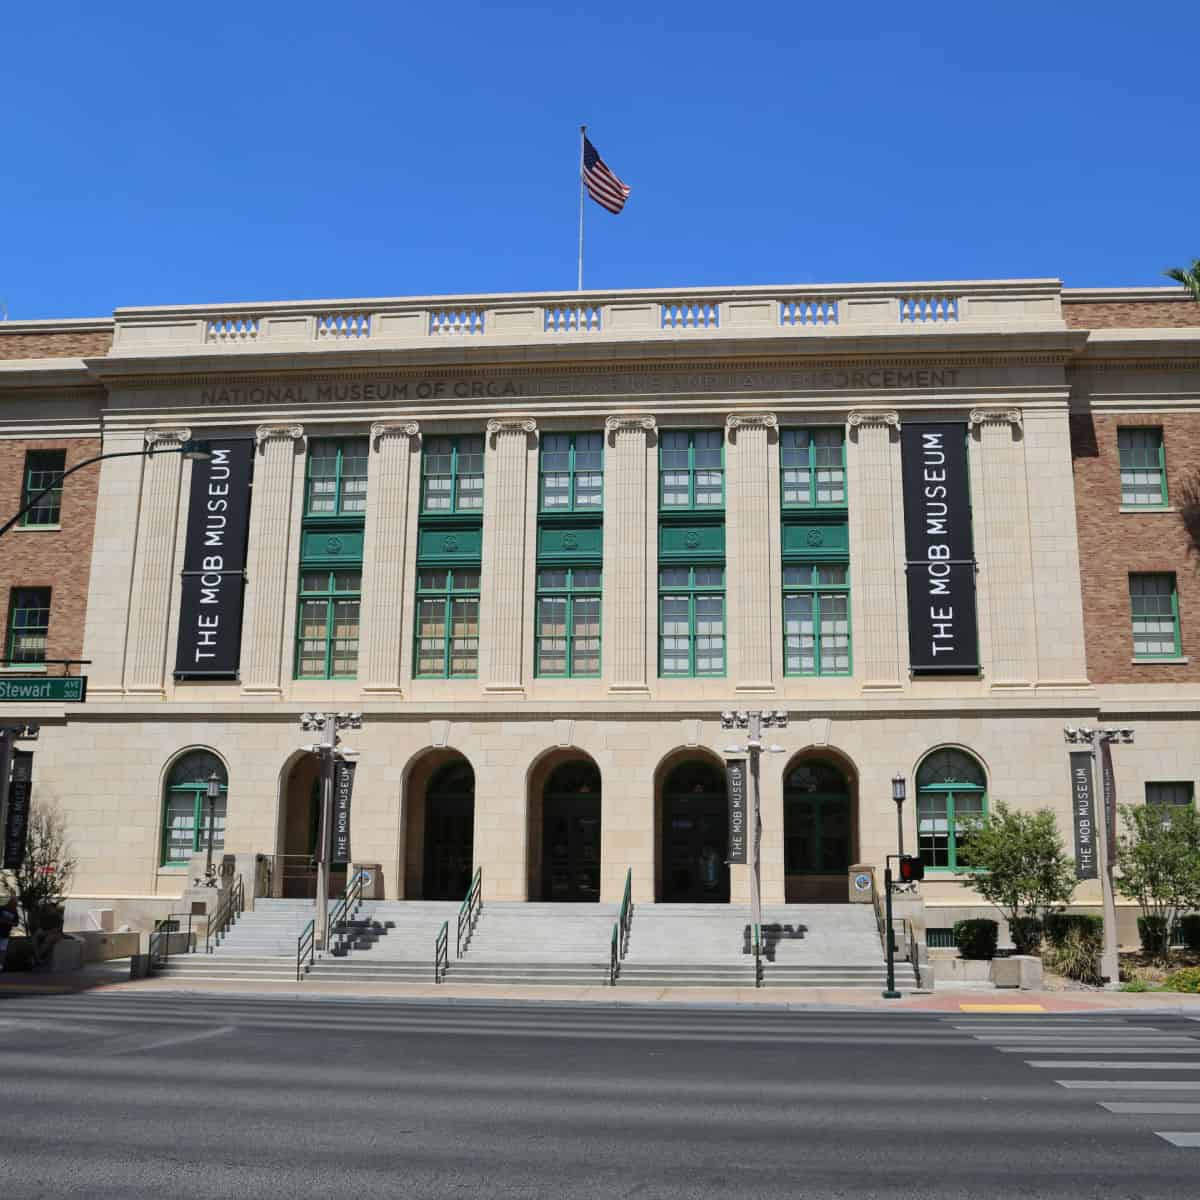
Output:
[
  {"xmin": 846, "ymin": 410, "xmax": 901, "ymax": 429},
  {"xmin": 144, "ymin": 426, "xmax": 191, "ymax": 448},
  {"xmin": 725, "ymin": 412, "xmax": 777, "ymax": 433},
  {"xmin": 968, "ymin": 408, "xmax": 1023, "ymax": 430},
  {"xmin": 370, "ymin": 421, "xmax": 420, "ymax": 446},
  {"xmin": 255, "ymin": 423, "xmax": 305, "ymax": 451},
  {"xmin": 486, "ymin": 416, "xmax": 537, "ymax": 440},
  {"xmin": 605, "ymin": 414, "xmax": 657, "ymax": 433}
]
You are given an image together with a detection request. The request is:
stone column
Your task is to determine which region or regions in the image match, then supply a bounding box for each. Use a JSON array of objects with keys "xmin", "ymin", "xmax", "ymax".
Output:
[
  {"xmin": 481, "ymin": 417, "xmax": 536, "ymax": 695},
  {"xmin": 969, "ymin": 408, "xmax": 1036, "ymax": 687},
  {"xmin": 123, "ymin": 428, "xmax": 190, "ymax": 693},
  {"xmin": 603, "ymin": 415, "xmax": 656, "ymax": 695},
  {"xmin": 241, "ymin": 424, "xmax": 305, "ymax": 696},
  {"xmin": 726, "ymin": 412, "xmax": 777, "ymax": 692},
  {"xmin": 846, "ymin": 411, "xmax": 905, "ymax": 690},
  {"xmin": 361, "ymin": 422, "xmax": 420, "ymax": 695}
]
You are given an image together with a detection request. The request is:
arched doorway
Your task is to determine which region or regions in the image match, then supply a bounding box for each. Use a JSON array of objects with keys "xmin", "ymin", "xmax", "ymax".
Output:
[
  {"xmin": 541, "ymin": 759, "xmax": 601, "ymax": 902},
  {"xmin": 277, "ymin": 754, "xmax": 347, "ymax": 899},
  {"xmin": 783, "ymin": 757, "xmax": 854, "ymax": 901},
  {"xmin": 660, "ymin": 759, "xmax": 729, "ymax": 903},
  {"xmin": 424, "ymin": 759, "xmax": 475, "ymax": 900},
  {"xmin": 161, "ymin": 750, "xmax": 227, "ymax": 868}
]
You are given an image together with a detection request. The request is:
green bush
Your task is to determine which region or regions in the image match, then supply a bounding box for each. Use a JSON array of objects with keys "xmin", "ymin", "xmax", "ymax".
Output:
[
  {"xmin": 1045, "ymin": 923, "xmax": 1103, "ymax": 984},
  {"xmin": 1121, "ymin": 978, "xmax": 1151, "ymax": 993},
  {"xmin": 1044, "ymin": 913, "xmax": 1103, "ymax": 948},
  {"xmin": 1178, "ymin": 914, "xmax": 1200, "ymax": 951},
  {"xmin": 1138, "ymin": 916, "xmax": 1171, "ymax": 958},
  {"xmin": 954, "ymin": 919, "xmax": 998, "ymax": 960},
  {"xmin": 1008, "ymin": 916, "xmax": 1044, "ymax": 956},
  {"xmin": 1163, "ymin": 966, "xmax": 1200, "ymax": 994}
]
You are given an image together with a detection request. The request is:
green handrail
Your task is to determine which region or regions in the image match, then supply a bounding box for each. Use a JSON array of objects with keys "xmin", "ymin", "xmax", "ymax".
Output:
[
  {"xmin": 457, "ymin": 867, "xmax": 483, "ymax": 957},
  {"xmin": 435, "ymin": 920, "xmax": 449, "ymax": 983},
  {"xmin": 296, "ymin": 918, "xmax": 315, "ymax": 982},
  {"xmin": 610, "ymin": 868, "xmax": 634, "ymax": 985}
]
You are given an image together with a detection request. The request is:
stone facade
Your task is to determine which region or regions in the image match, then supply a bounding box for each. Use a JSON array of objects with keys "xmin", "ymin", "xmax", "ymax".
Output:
[{"xmin": 0, "ymin": 278, "xmax": 1197, "ymax": 940}]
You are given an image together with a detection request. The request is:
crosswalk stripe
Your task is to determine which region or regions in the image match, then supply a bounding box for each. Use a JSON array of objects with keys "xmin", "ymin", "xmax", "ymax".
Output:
[
  {"xmin": 1155, "ymin": 1132, "xmax": 1200, "ymax": 1147},
  {"xmin": 998, "ymin": 1046, "xmax": 1200, "ymax": 1054},
  {"xmin": 1056, "ymin": 1080, "xmax": 1200, "ymax": 1090},
  {"xmin": 1028, "ymin": 1061, "xmax": 1200, "ymax": 1069},
  {"xmin": 1101, "ymin": 1103, "xmax": 1200, "ymax": 1114}
]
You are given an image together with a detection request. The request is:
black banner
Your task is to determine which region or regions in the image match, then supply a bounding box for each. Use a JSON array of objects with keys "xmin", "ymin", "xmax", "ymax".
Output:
[
  {"xmin": 3, "ymin": 750, "xmax": 33, "ymax": 870},
  {"xmin": 1099, "ymin": 739, "xmax": 1118, "ymax": 867},
  {"xmin": 726, "ymin": 758, "xmax": 747, "ymax": 865},
  {"xmin": 901, "ymin": 422, "xmax": 979, "ymax": 674},
  {"xmin": 1069, "ymin": 751, "xmax": 1098, "ymax": 881},
  {"xmin": 174, "ymin": 439, "xmax": 254, "ymax": 679},
  {"xmin": 332, "ymin": 760, "xmax": 356, "ymax": 865}
]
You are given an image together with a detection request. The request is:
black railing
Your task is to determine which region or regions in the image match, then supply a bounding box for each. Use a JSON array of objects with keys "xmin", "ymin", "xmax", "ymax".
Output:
[
  {"xmin": 609, "ymin": 868, "xmax": 634, "ymax": 985},
  {"xmin": 205, "ymin": 875, "xmax": 245, "ymax": 953},
  {"xmin": 435, "ymin": 920, "xmax": 449, "ymax": 983},
  {"xmin": 906, "ymin": 920, "xmax": 923, "ymax": 989},
  {"xmin": 326, "ymin": 869, "xmax": 367, "ymax": 953},
  {"xmin": 457, "ymin": 867, "xmax": 483, "ymax": 958},
  {"xmin": 147, "ymin": 909, "xmax": 195, "ymax": 970},
  {"xmin": 752, "ymin": 922, "xmax": 763, "ymax": 988},
  {"xmin": 296, "ymin": 918, "xmax": 315, "ymax": 982}
]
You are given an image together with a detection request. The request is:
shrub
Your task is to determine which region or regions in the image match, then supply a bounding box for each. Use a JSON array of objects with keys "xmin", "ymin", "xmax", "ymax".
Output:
[
  {"xmin": 1009, "ymin": 916, "xmax": 1044, "ymax": 956},
  {"xmin": 1163, "ymin": 966, "xmax": 1200, "ymax": 994},
  {"xmin": 1178, "ymin": 914, "xmax": 1200, "ymax": 952},
  {"xmin": 1045, "ymin": 922, "xmax": 1103, "ymax": 985},
  {"xmin": 1044, "ymin": 913, "xmax": 1103, "ymax": 948},
  {"xmin": 1138, "ymin": 916, "xmax": 1171, "ymax": 958},
  {"xmin": 954, "ymin": 919, "xmax": 998, "ymax": 960},
  {"xmin": 1121, "ymin": 978, "xmax": 1150, "ymax": 993}
]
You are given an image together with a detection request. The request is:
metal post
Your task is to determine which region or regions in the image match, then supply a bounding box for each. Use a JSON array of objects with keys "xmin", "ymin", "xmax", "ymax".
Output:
[
  {"xmin": 1095, "ymin": 737, "xmax": 1121, "ymax": 987},
  {"xmin": 314, "ymin": 715, "xmax": 337, "ymax": 951},
  {"xmin": 577, "ymin": 124, "xmax": 587, "ymax": 291},
  {"xmin": 896, "ymin": 803, "xmax": 903, "ymax": 859},
  {"xmin": 882, "ymin": 862, "xmax": 900, "ymax": 999},
  {"xmin": 204, "ymin": 792, "xmax": 216, "ymax": 884},
  {"xmin": 748, "ymin": 714, "xmax": 762, "ymax": 951}
]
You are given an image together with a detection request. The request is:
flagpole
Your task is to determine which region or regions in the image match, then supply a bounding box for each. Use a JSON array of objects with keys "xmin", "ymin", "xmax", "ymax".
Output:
[{"xmin": 577, "ymin": 124, "xmax": 587, "ymax": 292}]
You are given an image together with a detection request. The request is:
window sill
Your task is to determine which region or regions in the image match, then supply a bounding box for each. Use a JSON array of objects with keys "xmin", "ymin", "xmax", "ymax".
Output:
[
  {"xmin": 13, "ymin": 524, "xmax": 62, "ymax": 532},
  {"xmin": 1132, "ymin": 656, "xmax": 1189, "ymax": 665},
  {"xmin": 0, "ymin": 663, "xmax": 47, "ymax": 674},
  {"xmin": 1119, "ymin": 506, "xmax": 1175, "ymax": 514}
]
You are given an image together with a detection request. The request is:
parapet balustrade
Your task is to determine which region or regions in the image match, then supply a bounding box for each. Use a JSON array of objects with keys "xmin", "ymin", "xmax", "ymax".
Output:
[{"xmin": 115, "ymin": 280, "xmax": 1062, "ymax": 356}]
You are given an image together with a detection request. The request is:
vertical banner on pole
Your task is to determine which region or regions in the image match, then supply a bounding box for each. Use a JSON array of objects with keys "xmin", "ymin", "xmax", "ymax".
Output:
[
  {"xmin": 3, "ymin": 750, "xmax": 33, "ymax": 870},
  {"xmin": 726, "ymin": 758, "xmax": 748, "ymax": 865},
  {"xmin": 1099, "ymin": 739, "xmax": 1118, "ymax": 867},
  {"xmin": 1069, "ymin": 751, "xmax": 1098, "ymax": 881},
  {"xmin": 331, "ymin": 760, "xmax": 356, "ymax": 866}
]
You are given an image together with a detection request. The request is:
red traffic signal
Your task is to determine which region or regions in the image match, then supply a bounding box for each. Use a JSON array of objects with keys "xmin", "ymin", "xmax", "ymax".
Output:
[{"xmin": 898, "ymin": 855, "xmax": 925, "ymax": 883}]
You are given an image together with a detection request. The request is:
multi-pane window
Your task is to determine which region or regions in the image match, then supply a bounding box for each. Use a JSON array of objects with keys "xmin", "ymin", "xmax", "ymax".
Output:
[
  {"xmin": 659, "ymin": 566, "xmax": 725, "ymax": 676},
  {"xmin": 1130, "ymin": 573, "xmax": 1181, "ymax": 658},
  {"xmin": 422, "ymin": 435, "xmax": 485, "ymax": 513},
  {"xmin": 1118, "ymin": 428, "xmax": 1167, "ymax": 508},
  {"xmin": 6, "ymin": 587, "xmax": 50, "ymax": 664},
  {"xmin": 415, "ymin": 569, "xmax": 480, "ymax": 677},
  {"xmin": 781, "ymin": 429, "xmax": 845, "ymax": 507},
  {"xmin": 21, "ymin": 450, "xmax": 66, "ymax": 526},
  {"xmin": 916, "ymin": 748, "xmax": 987, "ymax": 870},
  {"xmin": 305, "ymin": 438, "xmax": 369, "ymax": 515},
  {"xmin": 161, "ymin": 751, "xmax": 227, "ymax": 867},
  {"xmin": 540, "ymin": 433, "xmax": 603, "ymax": 511},
  {"xmin": 783, "ymin": 564, "xmax": 850, "ymax": 675},
  {"xmin": 660, "ymin": 430, "xmax": 724, "ymax": 509},
  {"xmin": 295, "ymin": 571, "xmax": 361, "ymax": 678},
  {"xmin": 535, "ymin": 568, "xmax": 601, "ymax": 676},
  {"xmin": 1146, "ymin": 782, "xmax": 1194, "ymax": 809}
]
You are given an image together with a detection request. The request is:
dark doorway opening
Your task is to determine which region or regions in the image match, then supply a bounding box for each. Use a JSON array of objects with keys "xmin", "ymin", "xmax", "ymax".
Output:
[
  {"xmin": 424, "ymin": 759, "xmax": 475, "ymax": 900},
  {"xmin": 541, "ymin": 759, "xmax": 601, "ymax": 902},
  {"xmin": 784, "ymin": 757, "xmax": 853, "ymax": 902},
  {"xmin": 660, "ymin": 759, "xmax": 729, "ymax": 903}
]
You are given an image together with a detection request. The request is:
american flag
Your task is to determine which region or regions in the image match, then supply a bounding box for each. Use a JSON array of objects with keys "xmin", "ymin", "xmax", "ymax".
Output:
[{"xmin": 582, "ymin": 136, "xmax": 631, "ymax": 214}]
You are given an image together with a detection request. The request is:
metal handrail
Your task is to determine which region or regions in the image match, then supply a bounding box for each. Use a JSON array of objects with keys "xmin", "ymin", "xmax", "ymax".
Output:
[
  {"xmin": 205, "ymin": 874, "xmax": 245, "ymax": 953},
  {"xmin": 456, "ymin": 867, "xmax": 483, "ymax": 957},
  {"xmin": 435, "ymin": 920, "xmax": 449, "ymax": 983},
  {"xmin": 753, "ymin": 922, "xmax": 763, "ymax": 988},
  {"xmin": 609, "ymin": 922, "xmax": 620, "ymax": 986},
  {"xmin": 609, "ymin": 868, "xmax": 634, "ymax": 985},
  {"xmin": 326, "ymin": 869, "xmax": 367, "ymax": 953},
  {"xmin": 296, "ymin": 918, "xmax": 315, "ymax": 982},
  {"xmin": 147, "ymin": 908, "xmax": 196, "ymax": 970},
  {"xmin": 906, "ymin": 921, "xmax": 923, "ymax": 989}
]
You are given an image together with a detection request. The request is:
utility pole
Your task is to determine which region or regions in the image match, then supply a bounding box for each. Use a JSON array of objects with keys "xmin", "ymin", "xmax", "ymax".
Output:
[
  {"xmin": 299, "ymin": 711, "xmax": 362, "ymax": 951},
  {"xmin": 1064, "ymin": 725, "xmax": 1133, "ymax": 988}
]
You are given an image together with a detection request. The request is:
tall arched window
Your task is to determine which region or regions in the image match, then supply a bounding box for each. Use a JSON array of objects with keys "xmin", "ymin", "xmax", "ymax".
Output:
[
  {"xmin": 916, "ymin": 748, "xmax": 986, "ymax": 870},
  {"xmin": 162, "ymin": 751, "xmax": 228, "ymax": 866}
]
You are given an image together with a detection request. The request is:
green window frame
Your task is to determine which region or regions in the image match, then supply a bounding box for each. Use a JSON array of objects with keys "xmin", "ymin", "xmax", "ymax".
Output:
[
  {"xmin": 160, "ymin": 752, "xmax": 228, "ymax": 867},
  {"xmin": 1118, "ymin": 427, "xmax": 1167, "ymax": 508},
  {"xmin": 21, "ymin": 449, "xmax": 66, "ymax": 527},
  {"xmin": 916, "ymin": 748, "xmax": 987, "ymax": 870},
  {"xmin": 1146, "ymin": 782, "xmax": 1194, "ymax": 808},
  {"xmin": 295, "ymin": 570, "xmax": 361, "ymax": 679},
  {"xmin": 539, "ymin": 432, "xmax": 604, "ymax": 512},
  {"xmin": 659, "ymin": 430, "xmax": 724, "ymax": 510},
  {"xmin": 6, "ymin": 587, "xmax": 50, "ymax": 664},
  {"xmin": 659, "ymin": 565, "xmax": 725, "ymax": 676},
  {"xmin": 415, "ymin": 568, "xmax": 480, "ymax": 677},
  {"xmin": 535, "ymin": 566, "xmax": 601, "ymax": 676},
  {"xmin": 1130, "ymin": 573, "xmax": 1181, "ymax": 659},
  {"xmin": 780, "ymin": 428, "xmax": 846, "ymax": 507},
  {"xmin": 421, "ymin": 435, "xmax": 485, "ymax": 514},
  {"xmin": 783, "ymin": 564, "xmax": 851, "ymax": 675},
  {"xmin": 304, "ymin": 438, "xmax": 369, "ymax": 516}
]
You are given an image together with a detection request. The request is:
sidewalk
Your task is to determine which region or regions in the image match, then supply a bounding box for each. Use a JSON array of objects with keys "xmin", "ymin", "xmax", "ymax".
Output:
[{"xmin": 2, "ymin": 962, "xmax": 1198, "ymax": 1013}]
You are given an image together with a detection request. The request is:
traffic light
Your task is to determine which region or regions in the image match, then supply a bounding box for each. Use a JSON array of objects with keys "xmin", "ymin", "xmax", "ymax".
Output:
[{"xmin": 898, "ymin": 855, "xmax": 925, "ymax": 883}]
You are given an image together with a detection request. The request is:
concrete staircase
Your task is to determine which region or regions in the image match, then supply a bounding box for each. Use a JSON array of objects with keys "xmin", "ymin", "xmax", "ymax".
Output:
[{"xmin": 305, "ymin": 900, "xmax": 460, "ymax": 984}]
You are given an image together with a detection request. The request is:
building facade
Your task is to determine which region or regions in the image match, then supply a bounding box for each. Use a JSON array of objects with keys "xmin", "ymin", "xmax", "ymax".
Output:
[{"xmin": 1, "ymin": 279, "xmax": 1197, "ymax": 940}]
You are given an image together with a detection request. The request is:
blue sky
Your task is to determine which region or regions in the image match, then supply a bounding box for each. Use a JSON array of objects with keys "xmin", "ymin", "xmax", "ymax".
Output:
[{"xmin": 4, "ymin": 2, "xmax": 1198, "ymax": 318}]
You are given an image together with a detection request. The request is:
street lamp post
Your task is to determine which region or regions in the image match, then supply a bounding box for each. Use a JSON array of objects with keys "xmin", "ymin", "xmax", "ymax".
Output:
[
  {"xmin": 883, "ymin": 774, "xmax": 907, "ymax": 1001},
  {"xmin": 1064, "ymin": 725, "xmax": 1133, "ymax": 987},
  {"xmin": 892, "ymin": 773, "xmax": 906, "ymax": 857},
  {"xmin": 201, "ymin": 771, "xmax": 221, "ymax": 888}
]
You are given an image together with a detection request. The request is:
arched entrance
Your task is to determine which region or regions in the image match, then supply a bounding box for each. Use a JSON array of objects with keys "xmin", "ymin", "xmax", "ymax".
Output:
[
  {"xmin": 423, "ymin": 759, "xmax": 475, "ymax": 900},
  {"xmin": 277, "ymin": 754, "xmax": 347, "ymax": 899},
  {"xmin": 660, "ymin": 758, "xmax": 729, "ymax": 903},
  {"xmin": 783, "ymin": 756, "xmax": 855, "ymax": 902},
  {"xmin": 540, "ymin": 759, "xmax": 601, "ymax": 902}
]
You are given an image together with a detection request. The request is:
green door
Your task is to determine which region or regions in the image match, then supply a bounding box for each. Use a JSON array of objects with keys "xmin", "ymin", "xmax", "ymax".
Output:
[
  {"xmin": 424, "ymin": 761, "xmax": 475, "ymax": 900},
  {"xmin": 784, "ymin": 760, "xmax": 852, "ymax": 876},
  {"xmin": 661, "ymin": 761, "xmax": 729, "ymax": 903}
]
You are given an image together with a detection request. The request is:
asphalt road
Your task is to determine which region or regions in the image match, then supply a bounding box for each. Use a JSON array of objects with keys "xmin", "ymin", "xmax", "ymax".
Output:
[{"xmin": 1, "ymin": 992, "xmax": 1198, "ymax": 1198}]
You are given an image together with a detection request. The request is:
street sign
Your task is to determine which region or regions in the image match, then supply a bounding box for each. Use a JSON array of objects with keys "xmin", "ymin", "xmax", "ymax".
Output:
[
  {"xmin": 3, "ymin": 749, "xmax": 33, "ymax": 869},
  {"xmin": 0, "ymin": 676, "xmax": 87, "ymax": 703},
  {"xmin": 725, "ymin": 757, "xmax": 747, "ymax": 865}
]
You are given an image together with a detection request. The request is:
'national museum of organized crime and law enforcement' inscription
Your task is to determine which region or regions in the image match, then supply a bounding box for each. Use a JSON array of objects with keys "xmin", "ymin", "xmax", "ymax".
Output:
[{"xmin": 199, "ymin": 368, "xmax": 962, "ymax": 407}]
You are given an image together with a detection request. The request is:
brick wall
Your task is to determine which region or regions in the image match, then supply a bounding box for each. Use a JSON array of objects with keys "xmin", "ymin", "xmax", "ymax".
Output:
[
  {"xmin": 1070, "ymin": 412, "xmax": 1200, "ymax": 682},
  {"xmin": 0, "ymin": 438, "xmax": 101, "ymax": 666},
  {"xmin": 0, "ymin": 329, "xmax": 113, "ymax": 360},
  {"xmin": 1064, "ymin": 299, "xmax": 1200, "ymax": 329}
]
